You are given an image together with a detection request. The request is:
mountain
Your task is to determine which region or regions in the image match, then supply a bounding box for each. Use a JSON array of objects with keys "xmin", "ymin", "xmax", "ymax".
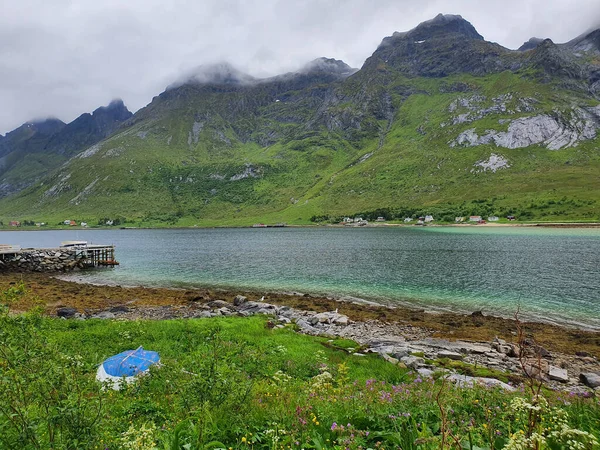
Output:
[
  {"xmin": 0, "ymin": 119, "xmax": 66, "ymax": 159},
  {"xmin": 363, "ymin": 14, "xmax": 509, "ymax": 78},
  {"xmin": 0, "ymin": 100, "xmax": 132, "ymax": 198},
  {"xmin": 0, "ymin": 15, "xmax": 599, "ymax": 226},
  {"xmin": 566, "ymin": 28, "xmax": 600, "ymax": 55},
  {"xmin": 43, "ymin": 100, "xmax": 133, "ymax": 157},
  {"xmin": 518, "ymin": 37, "xmax": 545, "ymax": 52},
  {"xmin": 300, "ymin": 57, "xmax": 357, "ymax": 77},
  {"xmin": 167, "ymin": 62, "xmax": 257, "ymax": 90}
]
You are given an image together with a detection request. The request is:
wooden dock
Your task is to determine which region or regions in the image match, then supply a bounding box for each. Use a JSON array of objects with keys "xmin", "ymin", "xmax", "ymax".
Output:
[{"xmin": 75, "ymin": 245, "xmax": 119, "ymax": 268}]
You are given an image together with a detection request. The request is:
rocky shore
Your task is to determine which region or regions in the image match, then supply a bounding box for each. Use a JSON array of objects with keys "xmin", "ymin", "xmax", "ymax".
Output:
[
  {"xmin": 0, "ymin": 248, "xmax": 84, "ymax": 272},
  {"xmin": 54, "ymin": 293, "xmax": 600, "ymax": 394},
  {"xmin": 2, "ymin": 272, "xmax": 598, "ymax": 394}
]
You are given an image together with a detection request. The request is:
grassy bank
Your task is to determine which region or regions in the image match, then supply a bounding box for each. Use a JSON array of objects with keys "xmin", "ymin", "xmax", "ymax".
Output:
[{"xmin": 1, "ymin": 302, "xmax": 599, "ymax": 449}]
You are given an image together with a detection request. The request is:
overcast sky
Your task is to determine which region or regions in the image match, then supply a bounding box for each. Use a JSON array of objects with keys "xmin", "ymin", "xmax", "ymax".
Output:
[{"xmin": 1, "ymin": 0, "xmax": 599, "ymax": 134}]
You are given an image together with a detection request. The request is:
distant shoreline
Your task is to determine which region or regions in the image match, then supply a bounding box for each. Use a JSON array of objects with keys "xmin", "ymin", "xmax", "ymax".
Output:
[{"xmin": 1, "ymin": 221, "xmax": 600, "ymax": 232}]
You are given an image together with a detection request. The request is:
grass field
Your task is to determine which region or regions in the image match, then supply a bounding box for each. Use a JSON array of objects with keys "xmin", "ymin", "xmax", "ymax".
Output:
[{"xmin": 1, "ymin": 294, "xmax": 599, "ymax": 449}]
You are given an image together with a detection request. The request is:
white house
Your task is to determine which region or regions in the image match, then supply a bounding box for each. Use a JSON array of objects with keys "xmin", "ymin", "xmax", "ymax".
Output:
[
  {"xmin": 404, "ymin": 217, "xmax": 413, "ymax": 223},
  {"xmin": 469, "ymin": 216, "xmax": 482, "ymax": 222},
  {"xmin": 424, "ymin": 215, "xmax": 434, "ymax": 223},
  {"xmin": 455, "ymin": 217, "xmax": 465, "ymax": 223},
  {"xmin": 488, "ymin": 216, "xmax": 499, "ymax": 222}
]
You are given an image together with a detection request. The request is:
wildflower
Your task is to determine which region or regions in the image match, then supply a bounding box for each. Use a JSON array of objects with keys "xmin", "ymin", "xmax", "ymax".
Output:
[
  {"xmin": 380, "ymin": 391, "xmax": 392, "ymax": 402},
  {"xmin": 241, "ymin": 437, "xmax": 247, "ymax": 443},
  {"xmin": 331, "ymin": 422, "xmax": 338, "ymax": 431}
]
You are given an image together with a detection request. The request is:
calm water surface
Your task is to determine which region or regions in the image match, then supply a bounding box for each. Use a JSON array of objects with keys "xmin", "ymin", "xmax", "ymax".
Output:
[{"xmin": 2, "ymin": 227, "xmax": 599, "ymax": 329}]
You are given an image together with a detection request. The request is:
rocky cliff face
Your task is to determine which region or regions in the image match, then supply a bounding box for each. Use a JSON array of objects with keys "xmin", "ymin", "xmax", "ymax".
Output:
[{"xmin": 451, "ymin": 106, "xmax": 600, "ymax": 150}]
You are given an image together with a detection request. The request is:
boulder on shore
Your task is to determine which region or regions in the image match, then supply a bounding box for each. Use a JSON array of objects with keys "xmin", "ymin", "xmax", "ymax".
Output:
[
  {"xmin": 580, "ymin": 372, "xmax": 600, "ymax": 388},
  {"xmin": 233, "ymin": 295, "xmax": 247, "ymax": 306},
  {"xmin": 56, "ymin": 307, "xmax": 78, "ymax": 318},
  {"xmin": 548, "ymin": 366, "xmax": 569, "ymax": 383},
  {"xmin": 438, "ymin": 350, "xmax": 463, "ymax": 360}
]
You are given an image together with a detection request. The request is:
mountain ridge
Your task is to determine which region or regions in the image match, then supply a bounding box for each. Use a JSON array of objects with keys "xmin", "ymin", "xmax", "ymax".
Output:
[
  {"xmin": 0, "ymin": 100, "xmax": 132, "ymax": 198},
  {"xmin": 0, "ymin": 14, "xmax": 599, "ymax": 225}
]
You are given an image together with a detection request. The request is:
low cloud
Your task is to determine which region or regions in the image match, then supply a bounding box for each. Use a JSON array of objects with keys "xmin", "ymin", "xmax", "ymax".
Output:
[{"xmin": 0, "ymin": 0, "xmax": 598, "ymax": 134}]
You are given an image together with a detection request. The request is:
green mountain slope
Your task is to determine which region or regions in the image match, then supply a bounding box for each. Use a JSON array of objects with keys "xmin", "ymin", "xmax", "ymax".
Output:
[{"xmin": 1, "ymin": 15, "xmax": 599, "ymax": 226}]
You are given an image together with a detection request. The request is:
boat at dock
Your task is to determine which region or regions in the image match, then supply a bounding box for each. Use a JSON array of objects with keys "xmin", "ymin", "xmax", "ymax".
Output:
[{"xmin": 60, "ymin": 240, "xmax": 89, "ymax": 248}]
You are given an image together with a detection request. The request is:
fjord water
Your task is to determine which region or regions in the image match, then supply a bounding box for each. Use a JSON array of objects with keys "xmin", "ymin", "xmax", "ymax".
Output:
[{"xmin": 2, "ymin": 227, "xmax": 599, "ymax": 329}]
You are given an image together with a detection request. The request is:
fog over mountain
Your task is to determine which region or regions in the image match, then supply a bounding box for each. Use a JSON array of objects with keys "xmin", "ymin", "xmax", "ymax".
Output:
[{"xmin": 1, "ymin": 0, "xmax": 599, "ymax": 134}]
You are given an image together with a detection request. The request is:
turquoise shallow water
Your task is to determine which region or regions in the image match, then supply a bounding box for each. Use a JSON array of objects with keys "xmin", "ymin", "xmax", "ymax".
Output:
[{"xmin": 1, "ymin": 227, "xmax": 599, "ymax": 329}]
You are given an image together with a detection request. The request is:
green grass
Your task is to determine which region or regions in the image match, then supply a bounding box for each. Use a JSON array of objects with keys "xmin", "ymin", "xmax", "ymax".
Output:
[
  {"xmin": 1, "ymin": 307, "xmax": 599, "ymax": 450},
  {"xmin": 45, "ymin": 315, "xmax": 401, "ymax": 383}
]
